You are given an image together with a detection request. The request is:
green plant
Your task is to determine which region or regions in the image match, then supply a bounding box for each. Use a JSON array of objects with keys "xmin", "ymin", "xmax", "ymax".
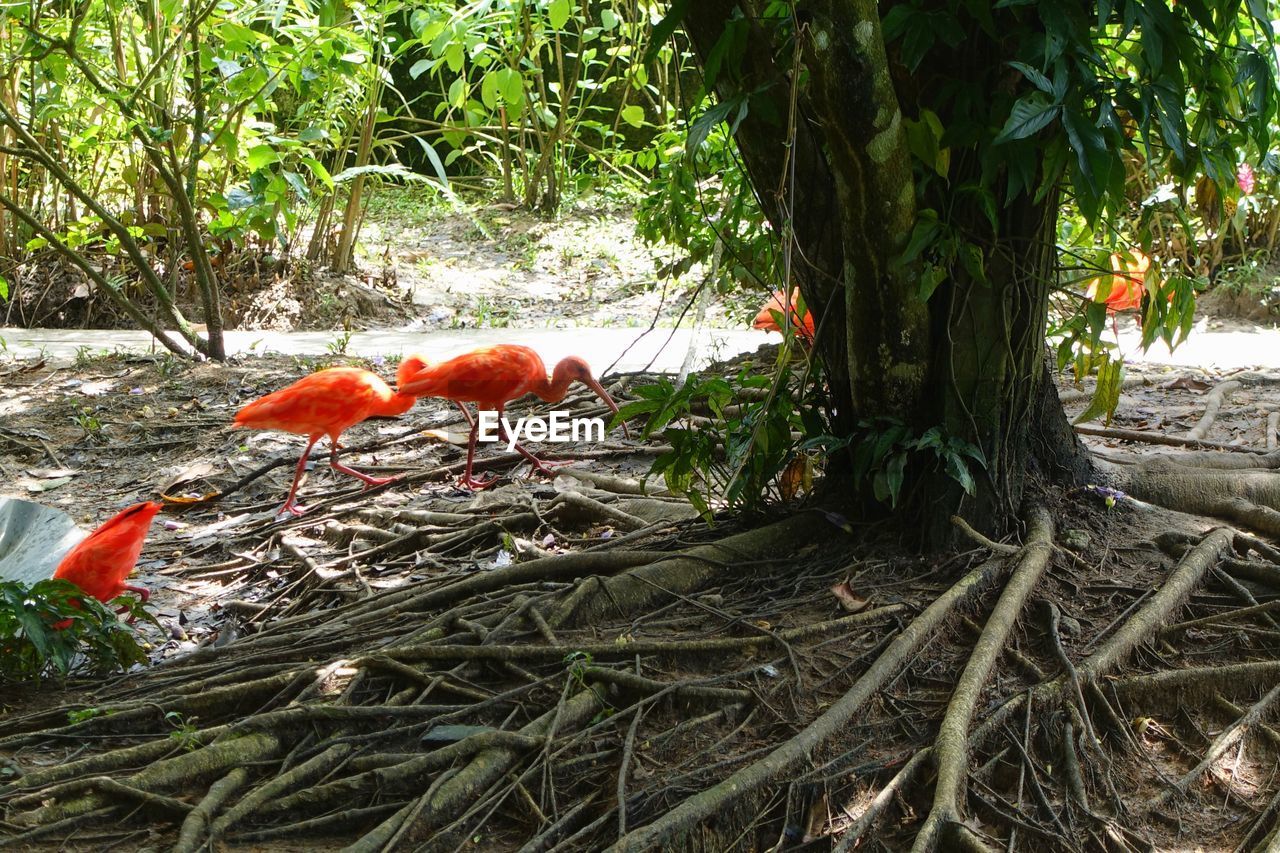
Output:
[
  {"xmin": 614, "ymin": 363, "xmax": 833, "ymax": 521},
  {"xmin": 629, "ymin": 113, "xmax": 777, "ymax": 298},
  {"xmin": 399, "ymin": 0, "xmax": 665, "ymax": 211},
  {"xmin": 67, "ymin": 707, "xmax": 105, "ymax": 724},
  {"xmin": 849, "ymin": 419, "xmax": 986, "ymax": 510},
  {"xmin": 73, "ymin": 407, "xmax": 103, "ymax": 437},
  {"xmin": 0, "ymin": 579, "xmax": 150, "ymax": 682},
  {"xmin": 164, "ymin": 711, "xmax": 202, "ymax": 751},
  {"xmin": 327, "ymin": 330, "xmax": 354, "ymax": 356}
]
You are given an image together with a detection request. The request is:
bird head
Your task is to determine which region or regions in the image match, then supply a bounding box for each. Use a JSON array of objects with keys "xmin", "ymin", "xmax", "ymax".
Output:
[
  {"xmin": 396, "ymin": 354, "xmax": 430, "ymax": 390},
  {"xmin": 552, "ymin": 357, "xmax": 630, "ymax": 439}
]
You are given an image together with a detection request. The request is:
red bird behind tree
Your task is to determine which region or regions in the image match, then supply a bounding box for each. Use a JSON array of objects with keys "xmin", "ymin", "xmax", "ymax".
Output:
[
  {"xmin": 753, "ymin": 288, "xmax": 815, "ymax": 342},
  {"xmin": 234, "ymin": 356, "xmax": 427, "ymax": 516},
  {"xmin": 397, "ymin": 344, "xmax": 625, "ymax": 490},
  {"xmin": 53, "ymin": 501, "xmax": 161, "ymax": 616}
]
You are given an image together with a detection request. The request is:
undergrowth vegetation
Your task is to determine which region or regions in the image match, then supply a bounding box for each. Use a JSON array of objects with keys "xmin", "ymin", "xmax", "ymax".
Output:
[{"xmin": 0, "ymin": 580, "xmax": 150, "ymax": 681}]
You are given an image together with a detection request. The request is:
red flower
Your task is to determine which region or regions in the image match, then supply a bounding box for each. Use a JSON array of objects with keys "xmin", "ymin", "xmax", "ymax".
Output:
[{"xmin": 1237, "ymin": 163, "xmax": 1256, "ymax": 195}]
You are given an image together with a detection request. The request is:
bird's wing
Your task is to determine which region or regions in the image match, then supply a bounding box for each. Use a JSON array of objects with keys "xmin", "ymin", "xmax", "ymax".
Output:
[
  {"xmin": 235, "ymin": 369, "xmax": 384, "ymax": 435},
  {"xmin": 398, "ymin": 346, "xmax": 541, "ymax": 405}
]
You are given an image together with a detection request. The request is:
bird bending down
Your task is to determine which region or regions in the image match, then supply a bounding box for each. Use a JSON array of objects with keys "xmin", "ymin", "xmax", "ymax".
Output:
[
  {"xmin": 397, "ymin": 344, "xmax": 625, "ymax": 490},
  {"xmin": 234, "ymin": 356, "xmax": 427, "ymax": 516},
  {"xmin": 753, "ymin": 287, "xmax": 815, "ymax": 342},
  {"xmin": 53, "ymin": 501, "xmax": 161, "ymax": 621}
]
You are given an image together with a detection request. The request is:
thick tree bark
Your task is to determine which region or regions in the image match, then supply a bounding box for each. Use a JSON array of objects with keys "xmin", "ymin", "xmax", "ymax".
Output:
[
  {"xmin": 684, "ymin": 1, "xmax": 929, "ymax": 426},
  {"xmin": 681, "ymin": 2, "xmax": 1092, "ymax": 540}
]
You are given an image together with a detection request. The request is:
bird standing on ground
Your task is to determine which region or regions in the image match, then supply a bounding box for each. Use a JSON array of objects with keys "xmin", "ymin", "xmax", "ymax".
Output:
[
  {"xmin": 397, "ymin": 344, "xmax": 625, "ymax": 490},
  {"xmin": 753, "ymin": 287, "xmax": 815, "ymax": 342},
  {"xmin": 53, "ymin": 501, "xmax": 161, "ymax": 618},
  {"xmin": 233, "ymin": 356, "xmax": 427, "ymax": 516}
]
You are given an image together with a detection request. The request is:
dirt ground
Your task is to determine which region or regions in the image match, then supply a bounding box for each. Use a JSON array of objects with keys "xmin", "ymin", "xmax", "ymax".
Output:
[
  {"xmin": 2, "ymin": 189, "xmax": 770, "ymax": 337},
  {"xmin": 1, "ymin": 344, "xmax": 1280, "ymax": 849}
]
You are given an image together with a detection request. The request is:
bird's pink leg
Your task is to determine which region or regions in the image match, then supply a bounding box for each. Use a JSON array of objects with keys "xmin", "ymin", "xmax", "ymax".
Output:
[
  {"xmin": 460, "ymin": 409, "xmax": 498, "ymax": 490},
  {"xmin": 114, "ymin": 585, "xmax": 149, "ymax": 623},
  {"xmin": 278, "ymin": 435, "xmax": 321, "ymax": 517},
  {"xmin": 495, "ymin": 405, "xmax": 572, "ymax": 478},
  {"xmin": 122, "ymin": 584, "xmax": 149, "ymax": 604},
  {"xmin": 329, "ymin": 437, "xmax": 397, "ymax": 489},
  {"xmin": 454, "ymin": 402, "xmax": 475, "ymax": 429}
]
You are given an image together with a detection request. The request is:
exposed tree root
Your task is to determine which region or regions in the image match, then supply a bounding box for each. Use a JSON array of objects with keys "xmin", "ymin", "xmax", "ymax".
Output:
[
  {"xmin": 5, "ymin": 461, "xmax": 1280, "ymax": 852},
  {"xmin": 911, "ymin": 508, "xmax": 1053, "ymax": 852},
  {"xmin": 1186, "ymin": 379, "xmax": 1242, "ymax": 440},
  {"xmin": 606, "ymin": 542, "xmax": 1019, "ymax": 851},
  {"xmin": 1076, "ymin": 423, "xmax": 1265, "ymax": 453},
  {"xmin": 1101, "ymin": 452, "xmax": 1280, "ymax": 537},
  {"xmin": 1148, "ymin": 682, "xmax": 1280, "ymax": 810}
]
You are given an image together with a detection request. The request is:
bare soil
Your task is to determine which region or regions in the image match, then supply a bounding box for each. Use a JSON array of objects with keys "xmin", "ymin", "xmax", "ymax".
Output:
[{"xmin": 2, "ymin": 190, "xmax": 769, "ymax": 337}]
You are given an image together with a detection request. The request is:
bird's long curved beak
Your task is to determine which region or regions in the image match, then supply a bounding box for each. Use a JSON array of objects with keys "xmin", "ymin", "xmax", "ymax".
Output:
[{"xmin": 587, "ymin": 377, "xmax": 629, "ymax": 439}]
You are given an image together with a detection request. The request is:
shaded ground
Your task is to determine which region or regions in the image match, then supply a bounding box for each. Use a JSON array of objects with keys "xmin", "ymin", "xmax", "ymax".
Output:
[{"xmin": 2, "ymin": 349, "xmax": 1280, "ymax": 850}]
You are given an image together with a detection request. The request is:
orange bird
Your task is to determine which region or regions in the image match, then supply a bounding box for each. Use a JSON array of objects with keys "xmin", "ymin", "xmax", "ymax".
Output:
[
  {"xmin": 1086, "ymin": 249, "xmax": 1151, "ymax": 314},
  {"xmin": 753, "ymin": 288, "xmax": 815, "ymax": 342},
  {"xmin": 397, "ymin": 345, "xmax": 625, "ymax": 490},
  {"xmin": 53, "ymin": 501, "xmax": 161, "ymax": 617},
  {"xmin": 1085, "ymin": 249, "xmax": 1170, "ymax": 337},
  {"xmin": 233, "ymin": 356, "xmax": 427, "ymax": 516}
]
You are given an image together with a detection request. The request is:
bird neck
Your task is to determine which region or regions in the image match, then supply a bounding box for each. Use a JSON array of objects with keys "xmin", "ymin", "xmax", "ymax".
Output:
[
  {"xmin": 532, "ymin": 370, "xmax": 573, "ymax": 403},
  {"xmin": 375, "ymin": 389, "xmax": 417, "ymax": 417}
]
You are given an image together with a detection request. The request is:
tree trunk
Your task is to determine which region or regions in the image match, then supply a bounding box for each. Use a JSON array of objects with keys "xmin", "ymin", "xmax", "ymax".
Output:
[{"xmin": 682, "ymin": 3, "xmax": 1091, "ymax": 542}]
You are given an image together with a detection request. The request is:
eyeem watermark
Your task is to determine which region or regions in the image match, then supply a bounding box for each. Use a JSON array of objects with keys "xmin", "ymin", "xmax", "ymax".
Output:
[{"xmin": 477, "ymin": 411, "xmax": 606, "ymax": 450}]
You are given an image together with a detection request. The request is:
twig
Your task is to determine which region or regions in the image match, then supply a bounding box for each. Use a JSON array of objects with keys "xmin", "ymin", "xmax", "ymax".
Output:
[
  {"xmin": 1074, "ymin": 423, "xmax": 1261, "ymax": 453},
  {"xmin": 1149, "ymin": 682, "xmax": 1280, "ymax": 809}
]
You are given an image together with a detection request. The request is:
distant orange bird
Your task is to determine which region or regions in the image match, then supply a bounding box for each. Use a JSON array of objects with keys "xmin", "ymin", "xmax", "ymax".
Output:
[
  {"xmin": 753, "ymin": 288, "xmax": 815, "ymax": 342},
  {"xmin": 397, "ymin": 345, "xmax": 625, "ymax": 490},
  {"xmin": 234, "ymin": 356, "xmax": 428, "ymax": 516},
  {"xmin": 1085, "ymin": 249, "xmax": 1169, "ymax": 337},
  {"xmin": 53, "ymin": 501, "xmax": 161, "ymax": 619},
  {"xmin": 1086, "ymin": 250, "xmax": 1151, "ymax": 314}
]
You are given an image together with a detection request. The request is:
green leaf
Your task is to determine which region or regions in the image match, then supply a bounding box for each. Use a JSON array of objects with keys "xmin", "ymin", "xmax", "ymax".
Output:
[
  {"xmin": 245, "ymin": 144, "xmax": 279, "ymax": 171},
  {"xmin": 300, "ymin": 157, "xmax": 333, "ymax": 190},
  {"xmin": 480, "ymin": 71, "xmax": 499, "ymax": 109},
  {"xmin": 0, "ymin": 274, "xmax": 8, "ymax": 300},
  {"xmin": 945, "ymin": 454, "xmax": 976, "ymax": 496},
  {"xmin": 918, "ymin": 263, "xmax": 946, "ymax": 301},
  {"xmin": 994, "ymin": 93, "xmax": 1060, "ymax": 143},
  {"xmin": 496, "ymin": 67, "xmax": 524, "ymax": 105},
  {"xmin": 621, "ymin": 105, "xmax": 645, "ymax": 128},
  {"xmin": 447, "ymin": 77, "xmax": 467, "ymax": 109},
  {"xmin": 549, "ymin": 0, "xmax": 571, "ymax": 30},
  {"xmin": 1008, "ymin": 61, "xmax": 1053, "ymax": 94},
  {"xmin": 1073, "ymin": 355, "xmax": 1124, "ymax": 426},
  {"xmin": 898, "ymin": 214, "xmax": 940, "ymax": 266},
  {"xmin": 644, "ymin": 0, "xmax": 691, "ymax": 64}
]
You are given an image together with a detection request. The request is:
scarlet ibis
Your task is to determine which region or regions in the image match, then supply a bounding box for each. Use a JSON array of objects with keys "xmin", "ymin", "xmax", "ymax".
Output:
[
  {"xmin": 53, "ymin": 501, "xmax": 161, "ymax": 619},
  {"xmin": 397, "ymin": 344, "xmax": 624, "ymax": 490},
  {"xmin": 233, "ymin": 356, "xmax": 427, "ymax": 516},
  {"xmin": 1086, "ymin": 250, "xmax": 1150, "ymax": 314},
  {"xmin": 1085, "ymin": 249, "xmax": 1166, "ymax": 338},
  {"xmin": 753, "ymin": 288, "xmax": 815, "ymax": 342}
]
